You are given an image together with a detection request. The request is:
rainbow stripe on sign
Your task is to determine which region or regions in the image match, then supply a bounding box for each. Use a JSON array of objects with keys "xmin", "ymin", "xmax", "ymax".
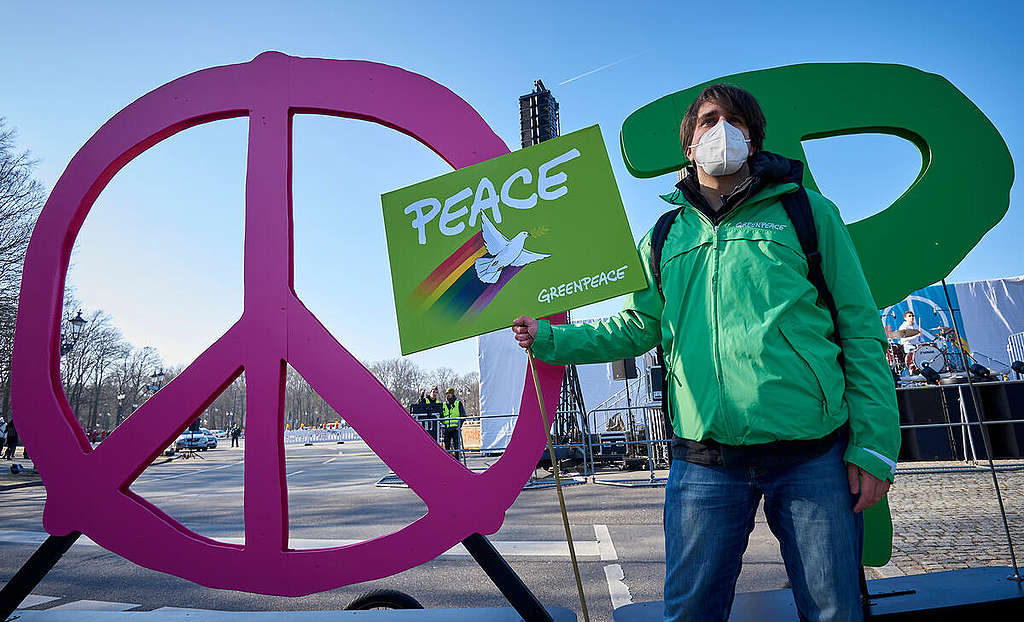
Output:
[{"xmin": 411, "ymin": 232, "xmax": 523, "ymax": 322}]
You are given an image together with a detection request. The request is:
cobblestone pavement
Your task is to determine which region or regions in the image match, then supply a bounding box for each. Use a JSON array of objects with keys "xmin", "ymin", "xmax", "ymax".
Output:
[{"xmin": 885, "ymin": 460, "xmax": 1024, "ymax": 576}]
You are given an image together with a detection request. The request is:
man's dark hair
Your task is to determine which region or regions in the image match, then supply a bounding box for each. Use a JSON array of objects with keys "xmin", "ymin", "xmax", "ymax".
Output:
[{"xmin": 679, "ymin": 83, "xmax": 766, "ymax": 154}]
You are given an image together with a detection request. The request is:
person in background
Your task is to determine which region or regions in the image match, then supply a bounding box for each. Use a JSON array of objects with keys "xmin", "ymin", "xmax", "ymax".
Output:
[
  {"xmin": 897, "ymin": 310, "xmax": 923, "ymax": 352},
  {"xmin": 441, "ymin": 388, "xmax": 465, "ymax": 458},
  {"xmin": 3, "ymin": 419, "xmax": 18, "ymax": 460},
  {"xmin": 419, "ymin": 386, "xmax": 441, "ymax": 405}
]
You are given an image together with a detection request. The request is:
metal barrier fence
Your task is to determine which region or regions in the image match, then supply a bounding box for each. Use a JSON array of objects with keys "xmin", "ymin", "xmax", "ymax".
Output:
[
  {"xmin": 283, "ymin": 427, "xmax": 360, "ymax": 445},
  {"xmin": 315, "ymin": 387, "xmax": 1024, "ymax": 480}
]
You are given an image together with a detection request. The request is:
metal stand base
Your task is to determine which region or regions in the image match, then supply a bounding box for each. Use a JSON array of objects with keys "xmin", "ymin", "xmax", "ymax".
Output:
[
  {"xmin": 592, "ymin": 477, "xmax": 667, "ymax": 488},
  {"xmin": 0, "ymin": 532, "xmax": 81, "ymax": 620},
  {"xmin": 9, "ymin": 607, "xmax": 577, "ymax": 620},
  {"xmin": 522, "ymin": 475, "xmax": 587, "ymax": 490},
  {"xmin": 463, "ymin": 533, "xmax": 554, "ymax": 622},
  {"xmin": 374, "ymin": 472, "xmax": 409, "ymax": 488},
  {"xmin": 612, "ymin": 566, "xmax": 1024, "ymax": 621},
  {"xmin": 2, "ymin": 532, "xmax": 566, "ymax": 621}
]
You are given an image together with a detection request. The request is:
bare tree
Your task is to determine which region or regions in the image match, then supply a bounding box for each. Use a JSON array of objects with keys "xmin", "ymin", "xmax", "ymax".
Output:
[
  {"xmin": 456, "ymin": 371, "xmax": 480, "ymax": 418},
  {"xmin": 282, "ymin": 366, "xmax": 343, "ymax": 429},
  {"xmin": 110, "ymin": 346, "xmax": 163, "ymax": 428},
  {"xmin": 364, "ymin": 358, "xmax": 479, "ymax": 417},
  {"xmin": 0, "ymin": 119, "xmax": 45, "ymax": 420},
  {"xmin": 367, "ymin": 357, "xmax": 428, "ymax": 409}
]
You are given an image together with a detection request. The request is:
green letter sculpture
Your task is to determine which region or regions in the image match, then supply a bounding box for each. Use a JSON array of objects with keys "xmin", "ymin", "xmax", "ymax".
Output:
[{"xmin": 620, "ymin": 62, "xmax": 1014, "ymax": 308}]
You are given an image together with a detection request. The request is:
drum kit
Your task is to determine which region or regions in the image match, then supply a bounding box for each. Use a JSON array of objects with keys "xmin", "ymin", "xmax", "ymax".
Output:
[{"xmin": 887, "ymin": 326, "xmax": 967, "ymax": 384}]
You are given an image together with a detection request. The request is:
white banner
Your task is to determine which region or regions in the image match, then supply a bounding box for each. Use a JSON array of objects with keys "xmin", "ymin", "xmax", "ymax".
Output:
[
  {"xmin": 477, "ymin": 322, "xmax": 656, "ymax": 452},
  {"xmin": 956, "ymin": 276, "xmax": 1024, "ymax": 370}
]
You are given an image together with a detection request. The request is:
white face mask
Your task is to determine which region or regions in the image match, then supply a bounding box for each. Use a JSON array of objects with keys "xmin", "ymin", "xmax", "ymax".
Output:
[{"xmin": 689, "ymin": 120, "xmax": 751, "ymax": 176}]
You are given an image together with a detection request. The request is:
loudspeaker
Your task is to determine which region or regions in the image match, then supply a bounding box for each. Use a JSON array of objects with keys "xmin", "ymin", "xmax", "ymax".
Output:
[
  {"xmin": 647, "ymin": 365, "xmax": 664, "ymax": 400},
  {"xmin": 611, "ymin": 358, "xmax": 638, "ymax": 380},
  {"xmin": 897, "ymin": 387, "xmax": 956, "ymax": 461}
]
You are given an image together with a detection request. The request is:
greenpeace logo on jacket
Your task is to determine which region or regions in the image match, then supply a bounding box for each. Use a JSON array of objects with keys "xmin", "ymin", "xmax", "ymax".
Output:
[{"xmin": 731, "ymin": 221, "xmax": 789, "ymax": 231}]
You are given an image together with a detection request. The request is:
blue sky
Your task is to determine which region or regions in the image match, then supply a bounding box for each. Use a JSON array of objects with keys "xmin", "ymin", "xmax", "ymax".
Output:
[{"xmin": 3, "ymin": 1, "xmax": 1021, "ymax": 374}]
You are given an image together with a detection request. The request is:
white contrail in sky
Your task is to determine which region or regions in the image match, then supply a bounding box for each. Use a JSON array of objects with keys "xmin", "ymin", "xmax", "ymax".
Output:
[{"xmin": 558, "ymin": 52, "xmax": 647, "ymax": 86}]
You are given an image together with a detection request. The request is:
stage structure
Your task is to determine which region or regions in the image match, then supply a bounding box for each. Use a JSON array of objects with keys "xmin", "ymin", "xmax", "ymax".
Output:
[
  {"xmin": 517, "ymin": 79, "xmax": 592, "ymax": 476},
  {"xmin": 881, "ymin": 276, "xmax": 1024, "ymax": 384},
  {"xmin": 519, "ymin": 79, "xmax": 560, "ymax": 147}
]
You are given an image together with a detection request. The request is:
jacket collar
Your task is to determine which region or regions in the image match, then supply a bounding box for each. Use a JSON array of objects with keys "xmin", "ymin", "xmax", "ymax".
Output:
[{"xmin": 660, "ymin": 152, "xmax": 803, "ymax": 211}]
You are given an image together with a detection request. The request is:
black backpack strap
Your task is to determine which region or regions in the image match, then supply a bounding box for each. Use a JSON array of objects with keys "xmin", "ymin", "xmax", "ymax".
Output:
[
  {"xmin": 650, "ymin": 207, "xmax": 683, "ymax": 298},
  {"xmin": 656, "ymin": 344, "xmax": 672, "ymax": 463},
  {"xmin": 649, "ymin": 207, "xmax": 682, "ymax": 458},
  {"xmin": 780, "ymin": 188, "xmax": 846, "ymax": 371}
]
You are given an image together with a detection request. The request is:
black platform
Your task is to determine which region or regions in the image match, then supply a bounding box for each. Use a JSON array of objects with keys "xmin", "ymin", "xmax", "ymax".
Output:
[
  {"xmin": 11, "ymin": 607, "xmax": 577, "ymax": 620},
  {"xmin": 612, "ymin": 567, "xmax": 1024, "ymax": 621},
  {"xmin": 896, "ymin": 380, "xmax": 1024, "ymax": 461}
]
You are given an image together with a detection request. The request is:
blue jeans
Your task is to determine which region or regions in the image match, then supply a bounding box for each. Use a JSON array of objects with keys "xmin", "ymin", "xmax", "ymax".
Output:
[{"xmin": 663, "ymin": 438, "xmax": 863, "ymax": 622}]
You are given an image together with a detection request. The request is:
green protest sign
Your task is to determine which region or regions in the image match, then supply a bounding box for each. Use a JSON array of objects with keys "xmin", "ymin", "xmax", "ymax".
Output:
[{"xmin": 383, "ymin": 125, "xmax": 646, "ymax": 355}]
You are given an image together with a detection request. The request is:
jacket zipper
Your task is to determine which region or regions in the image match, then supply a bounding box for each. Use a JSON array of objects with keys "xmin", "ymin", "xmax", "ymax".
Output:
[
  {"xmin": 712, "ymin": 214, "xmax": 732, "ymax": 442},
  {"xmin": 675, "ymin": 187, "xmax": 793, "ymax": 444},
  {"xmin": 691, "ymin": 210, "xmax": 734, "ymax": 443}
]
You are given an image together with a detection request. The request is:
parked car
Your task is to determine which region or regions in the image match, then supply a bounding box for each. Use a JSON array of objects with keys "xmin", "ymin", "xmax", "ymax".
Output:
[
  {"xmin": 175, "ymin": 430, "xmax": 207, "ymax": 451},
  {"xmin": 212, "ymin": 429, "xmax": 228, "ymax": 439},
  {"xmin": 200, "ymin": 428, "xmax": 217, "ymax": 449}
]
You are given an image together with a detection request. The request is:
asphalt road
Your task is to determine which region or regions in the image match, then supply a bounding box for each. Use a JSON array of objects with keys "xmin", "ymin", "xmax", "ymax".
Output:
[{"xmin": 0, "ymin": 440, "xmax": 790, "ymax": 621}]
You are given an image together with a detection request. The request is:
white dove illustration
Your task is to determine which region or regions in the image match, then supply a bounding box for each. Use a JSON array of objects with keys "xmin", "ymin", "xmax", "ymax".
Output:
[{"xmin": 474, "ymin": 214, "xmax": 551, "ymax": 284}]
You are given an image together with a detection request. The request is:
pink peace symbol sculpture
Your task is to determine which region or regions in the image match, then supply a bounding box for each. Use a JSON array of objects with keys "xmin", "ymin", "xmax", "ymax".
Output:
[{"xmin": 12, "ymin": 51, "xmax": 565, "ymax": 596}]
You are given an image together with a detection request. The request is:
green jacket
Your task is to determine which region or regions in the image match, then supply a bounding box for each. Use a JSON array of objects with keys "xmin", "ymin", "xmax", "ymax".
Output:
[{"xmin": 532, "ymin": 163, "xmax": 900, "ymax": 483}]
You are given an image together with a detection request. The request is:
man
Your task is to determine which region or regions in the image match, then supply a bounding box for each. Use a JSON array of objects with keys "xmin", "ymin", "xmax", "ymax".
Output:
[
  {"xmin": 440, "ymin": 388, "xmax": 465, "ymax": 458},
  {"xmin": 897, "ymin": 310, "xmax": 923, "ymax": 351},
  {"xmin": 230, "ymin": 424, "xmax": 241, "ymax": 448},
  {"xmin": 513, "ymin": 84, "xmax": 900, "ymax": 622},
  {"xmin": 3, "ymin": 419, "xmax": 18, "ymax": 461},
  {"xmin": 414, "ymin": 386, "xmax": 444, "ymax": 443},
  {"xmin": 419, "ymin": 386, "xmax": 441, "ymax": 405}
]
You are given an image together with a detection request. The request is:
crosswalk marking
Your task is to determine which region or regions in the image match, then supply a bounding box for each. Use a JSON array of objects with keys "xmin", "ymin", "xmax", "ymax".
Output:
[
  {"xmin": 215, "ymin": 535, "xmax": 601, "ymax": 557},
  {"xmin": 0, "ymin": 530, "xmax": 604, "ymax": 559},
  {"xmin": 594, "ymin": 524, "xmax": 617, "ymax": 561},
  {"xmin": 141, "ymin": 460, "xmax": 244, "ymax": 482},
  {"xmin": 604, "ymin": 563, "xmax": 633, "ymax": 609},
  {"xmin": 47, "ymin": 599, "xmax": 139, "ymax": 611},
  {"xmin": 152, "ymin": 606, "xmax": 210, "ymax": 612},
  {"xmin": 17, "ymin": 594, "xmax": 60, "ymax": 608}
]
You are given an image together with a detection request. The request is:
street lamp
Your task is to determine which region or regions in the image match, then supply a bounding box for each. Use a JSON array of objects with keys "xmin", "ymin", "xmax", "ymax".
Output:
[
  {"xmin": 116, "ymin": 393, "xmax": 127, "ymax": 424},
  {"xmin": 59, "ymin": 310, "xmax": 87, "ymax": 356},
  {"xmin": 147, "ymin": 369, "xmax": 165, "ymax": 392}
]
